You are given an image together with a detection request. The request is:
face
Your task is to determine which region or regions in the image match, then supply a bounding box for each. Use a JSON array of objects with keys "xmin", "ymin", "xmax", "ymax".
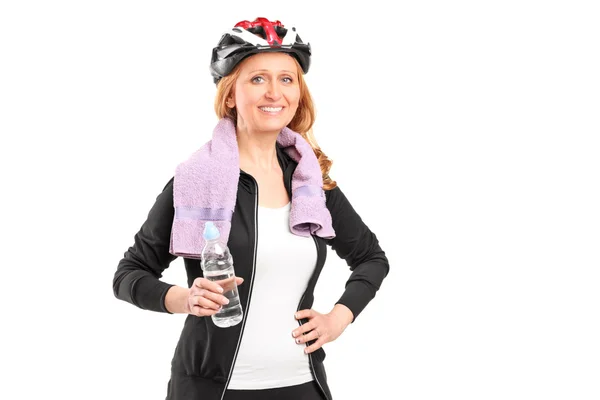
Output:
[{"xmin": 230, "ymin": 52, "xmax": 301, "ymax": 134}]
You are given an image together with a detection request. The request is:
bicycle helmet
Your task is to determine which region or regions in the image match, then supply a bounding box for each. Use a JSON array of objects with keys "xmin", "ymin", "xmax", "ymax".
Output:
[{"xmin": 210, "ymin": 17, "xmax": 311, "ymax": 84}]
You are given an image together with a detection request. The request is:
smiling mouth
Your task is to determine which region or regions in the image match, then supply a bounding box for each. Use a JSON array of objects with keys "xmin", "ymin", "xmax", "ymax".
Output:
[{"xmin": 258, "ymin": 106, "xmax": 284, "ymax": 114}]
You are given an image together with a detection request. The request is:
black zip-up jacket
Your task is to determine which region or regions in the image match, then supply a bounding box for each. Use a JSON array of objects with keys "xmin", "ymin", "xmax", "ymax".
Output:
[{"xmin": 113, "ymin": 144, "xmax": 389, "ymax": 400}]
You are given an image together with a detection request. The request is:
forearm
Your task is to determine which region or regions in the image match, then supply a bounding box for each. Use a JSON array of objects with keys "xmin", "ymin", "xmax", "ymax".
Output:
[
  {"xmin": 336, "ymin": 261, "xmax": 388, "ymax": 322},
  {"xmin": 165, "ymin": 285, "xmax": 191, "ymax": 314},
  {"xmin": 113, "ymin": 263, "xmax": 175, "ymax": 313}
]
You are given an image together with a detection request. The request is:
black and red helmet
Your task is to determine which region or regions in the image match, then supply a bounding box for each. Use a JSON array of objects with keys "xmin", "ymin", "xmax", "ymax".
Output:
[{"xmin": 209, "ymin": 18, "xmax": 311, "ymax": 84}]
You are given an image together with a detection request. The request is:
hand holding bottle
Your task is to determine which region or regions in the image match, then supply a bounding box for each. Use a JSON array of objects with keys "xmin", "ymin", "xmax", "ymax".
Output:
[{"xmin": 187, "ymin": 276, "xmax": 244, "ymax": 317}]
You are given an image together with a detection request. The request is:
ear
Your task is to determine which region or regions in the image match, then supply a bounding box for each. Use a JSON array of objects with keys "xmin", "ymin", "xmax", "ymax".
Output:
[{"xmin": 226, "ymin": 98, "xmax": 235, "ymax": 108}]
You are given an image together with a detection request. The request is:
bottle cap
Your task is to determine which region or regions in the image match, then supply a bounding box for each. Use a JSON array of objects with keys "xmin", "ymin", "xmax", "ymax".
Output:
[{"xmin": 203, "ymin": 221, "xmax": 220, "ymax": 241}]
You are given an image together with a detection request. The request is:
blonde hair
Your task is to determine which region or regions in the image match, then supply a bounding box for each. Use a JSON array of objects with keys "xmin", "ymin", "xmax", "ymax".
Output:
[{"xmin": 214, "ymin": 56, "xmax": 337, "ymax": 190}]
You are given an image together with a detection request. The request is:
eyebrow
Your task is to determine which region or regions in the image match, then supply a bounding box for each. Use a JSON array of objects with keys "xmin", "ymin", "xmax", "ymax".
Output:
[{"xmin": 247, "ymin": 69, "xmax": 298, "ymax": 76}]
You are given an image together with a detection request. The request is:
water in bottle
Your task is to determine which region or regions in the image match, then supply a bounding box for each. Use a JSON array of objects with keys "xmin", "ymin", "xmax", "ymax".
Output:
[{"xmin": 201, "ymin": 222, "xmax": 243, "ymax": 328}]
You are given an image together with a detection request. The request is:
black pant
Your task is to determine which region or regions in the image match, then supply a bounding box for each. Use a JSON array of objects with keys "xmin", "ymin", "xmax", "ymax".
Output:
[{"xmin": 224, "ymin": 381, "xmax": 325, "ymax": 400}]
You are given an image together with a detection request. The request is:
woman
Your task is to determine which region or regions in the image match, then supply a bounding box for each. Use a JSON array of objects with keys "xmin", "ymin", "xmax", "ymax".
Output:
[{"xmin": 113, "ymin": 17, "xmax": 389, "ymax": 400}]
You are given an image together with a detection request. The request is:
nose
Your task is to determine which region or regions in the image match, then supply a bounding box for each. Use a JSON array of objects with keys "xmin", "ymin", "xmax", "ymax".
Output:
[{"xmin": 265, "ymin": 81, "xmax": 282, "ymax": 100}]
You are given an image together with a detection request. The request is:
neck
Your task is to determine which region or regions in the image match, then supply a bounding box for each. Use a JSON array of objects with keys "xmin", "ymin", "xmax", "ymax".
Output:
[{"xmin": 236, "ymin": 125, "xmax": 280, "ymax": 172}]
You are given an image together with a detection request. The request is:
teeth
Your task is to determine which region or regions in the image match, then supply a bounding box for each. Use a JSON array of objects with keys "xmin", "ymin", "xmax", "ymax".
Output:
[{"xmin": 260, "ymin": 107, "xmax": 282, "ymax": 112}]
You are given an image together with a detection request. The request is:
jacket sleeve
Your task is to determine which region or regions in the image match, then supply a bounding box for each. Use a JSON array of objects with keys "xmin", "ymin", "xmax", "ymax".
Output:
[
  {"xmin": 325, "ymin": 185, "xmax": 389, "ymax": 322},
  {"xmin": 112, "ymin": 177, "xmax": 178, "ymax": 313}
]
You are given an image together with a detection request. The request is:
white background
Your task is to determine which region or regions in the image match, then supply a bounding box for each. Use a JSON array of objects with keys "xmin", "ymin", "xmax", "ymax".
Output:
[{"xmin": 1, "ymin": 1, "xmax": 599, "ymax": 399}]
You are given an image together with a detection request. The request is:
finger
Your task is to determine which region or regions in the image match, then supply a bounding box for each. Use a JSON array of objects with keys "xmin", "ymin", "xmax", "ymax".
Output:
[
  {"xmin": 194, "ymin": 278, "xmax": 224, "ymax": 294},
  {"xmin": 294, "ymin": 328, "xmax": 320, "ymax": 345},
  {"xmin": 192, "ymin": 295, "xmax": 222, "ymax": 310},
  {"xmin": 196, "ymin": 288, "xmax": 231, "ymax": 306},
  {"xmin": 304, "ymin": 337, "xmax": 326, "ymax": 354},
  {"xmin": 236, "ymin": 277, "xmax": 244, "ymax": 285},
  {"xmin": 190, "ymin": 304, "xmax": 219, "ymax": 317},
  {"xmin": 292, "ymin": 320, "xmax": 316, "ymax": 338},
  {"xmin": 295, "ymin": 309, "xmax": 315, "ymax": 321},
  {"xmin": 189, "ymin": 287, "xmax": 229, "ymax": 305}
]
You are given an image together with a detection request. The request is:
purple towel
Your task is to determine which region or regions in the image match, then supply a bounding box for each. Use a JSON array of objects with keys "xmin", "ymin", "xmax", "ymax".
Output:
[{"xmin": 169, "ymin": 118, "xmax": 335, "ymax": 259}]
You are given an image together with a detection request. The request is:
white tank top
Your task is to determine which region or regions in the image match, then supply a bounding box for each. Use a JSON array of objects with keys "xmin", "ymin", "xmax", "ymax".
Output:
[{"xmin": 227, "ymin": 202, "xmax": 317, "ymax": 389}]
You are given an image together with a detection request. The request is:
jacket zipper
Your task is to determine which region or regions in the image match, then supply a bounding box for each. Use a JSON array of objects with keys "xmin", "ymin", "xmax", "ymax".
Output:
[
  {"xmin": 220, "ymin": 175, "xmax": 259, "ymax": 400},
  {"xmin": 290, "ymin": 167, "xmax": 330, "ymax": 400},
  {"xmin": 296, "ymin": 234, "xmax": 330, "ymax": 400}
]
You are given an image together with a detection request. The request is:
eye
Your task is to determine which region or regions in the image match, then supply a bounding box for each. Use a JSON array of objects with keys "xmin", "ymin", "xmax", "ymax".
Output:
[
  {"xmin": 251, "ymin": 76, "xmax": 265, "ymax": 83},
  {"xmin": 282, "ymin": 77, "xmax": 293, "ymax": 83}
]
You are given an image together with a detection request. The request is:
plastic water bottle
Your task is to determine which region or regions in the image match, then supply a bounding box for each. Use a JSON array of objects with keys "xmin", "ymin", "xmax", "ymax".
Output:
[{"xmin": 201, "ymin": 222, "xmax": 243, "ymax": 328}]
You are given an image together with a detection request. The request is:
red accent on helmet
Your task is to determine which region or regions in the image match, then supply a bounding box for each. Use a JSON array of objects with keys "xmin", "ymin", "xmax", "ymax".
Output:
[{"xmin": 235, "ymin": 18, "xmax": 284, "ymax": 46}]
